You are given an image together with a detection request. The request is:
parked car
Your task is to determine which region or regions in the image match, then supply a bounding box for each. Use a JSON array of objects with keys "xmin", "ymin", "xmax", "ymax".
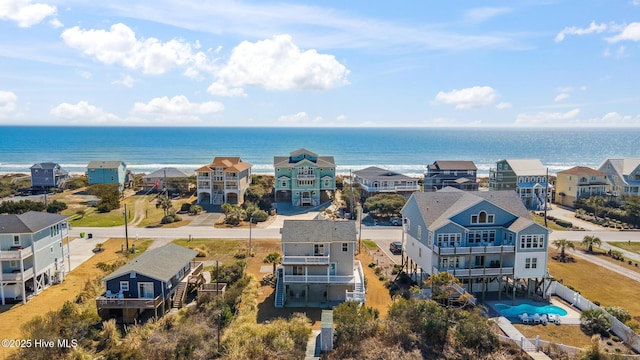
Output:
[
  {"xmin": 389, "ymin": 241, "xmax": 402, "ymax": 254},
  {"xmin": 390, "ymin": 217, "xmax": 402, "ymax": 226}
]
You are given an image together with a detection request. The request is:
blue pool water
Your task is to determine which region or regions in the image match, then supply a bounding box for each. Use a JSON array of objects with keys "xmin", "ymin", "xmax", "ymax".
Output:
[{"xmin": 495, "ymin": 303, "xmax": 567, "ymax": 317}]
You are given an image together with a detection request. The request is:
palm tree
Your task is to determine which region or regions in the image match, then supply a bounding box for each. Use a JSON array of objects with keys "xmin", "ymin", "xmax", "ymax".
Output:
[
  {"xmin": 156, "ymin": 194, "xmax": 173, "ymax": 217},
  {"xmin": 553, "ymin": 239, "xmax": 575, "ymax": 262},
  {"xmin": 581, "ymin": 235, "xmax": 602, "ymax": 254},
  {"xmin": 586, "ymin": 196, "xmax": 606, "ymax": 220},
  {"xmin": 263, "ymin": 252, "xmax": 282, "ymax": 275}
]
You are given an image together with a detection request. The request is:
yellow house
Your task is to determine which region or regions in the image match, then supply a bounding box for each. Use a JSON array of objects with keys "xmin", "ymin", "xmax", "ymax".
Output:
[{"xmin": 554, "ymin": 166, "xmax": 610, "ymax": 208}]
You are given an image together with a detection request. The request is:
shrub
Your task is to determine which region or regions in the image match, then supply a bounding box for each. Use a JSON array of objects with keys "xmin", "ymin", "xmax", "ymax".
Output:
[
  {"xmin": 604, "ymin": 306, "xmax": 632, "ymax": 324},
  {"xmin": 555, "ymin": 219, "xmax": 573, "ymax": 228},
  {"xmin": 250, "ymin": 209, "xmax": 268, "ymax": 222},
  {"xmin": 581, "ymin": 309, "xmax": 612, "ymax": 336},
  {"xmin": 46, "ymin": 200, "xmax": 68, "ymax": 213},
  {"xmin": 188, "ymin": 204, "xmax": 203, "ymax": 215},
  {"xmin": 161, "ymin": 214, "xmax": 182, "ymax": 224}
]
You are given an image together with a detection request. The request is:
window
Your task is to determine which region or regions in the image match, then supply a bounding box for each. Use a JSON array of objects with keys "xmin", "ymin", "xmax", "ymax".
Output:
[
  {"xmin": 13, "ymin": 236, "xmax": 20, "ymax": 245},
  {"xmin": 469, "ymin": 230, "xmax": 496, "ymax": 244},
  {"xmin": 520, "ymin": 235, "xmax": 544, "ymax": 249},
  {"xmin": 525, "ymin": 258, "xmax": 531, "ymax": 269},
  {"xmin": 532, "ymin": 258, "xmax": 538, "ymax": 269},
  {"xmin": 120, "ymin": 281, "xmax": 129, "ymax": 291},
  {"xmin": 9, "ymin": 260, "xmax": 18, "ymax": 268},
  {"xmin": 281, "ymin": 180, "xmax": 287, "ymax": 187},
  {"xmin": 293, "ymin": 265, "xmax": 303, "ymax": 275},
  {"xmin": 130, "ymin": 272, "xmax": 136, "ymax": 278},
  {"xmin": 437, "ymin": 233, "xmax": 462, "ymax": 247},
  {"xmin": 342, "ymin": 243, "xmax": 348, "ymax": 252},
  {"xmin": 314, "ymin": 244, "xmax": 324, "ymax": 256},
  {"xmin": 470, "ymin": 211, "xmax": 494, "ymax": 224},
  {"xmin": 417, "ymin": 225, "xmax": 422, "ymax": 240}
]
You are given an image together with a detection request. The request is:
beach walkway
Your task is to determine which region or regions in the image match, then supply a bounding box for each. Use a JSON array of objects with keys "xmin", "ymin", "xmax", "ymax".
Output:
[{"xmin": 493, "ymin": 316, "xmax": 552, "ymax": 360}]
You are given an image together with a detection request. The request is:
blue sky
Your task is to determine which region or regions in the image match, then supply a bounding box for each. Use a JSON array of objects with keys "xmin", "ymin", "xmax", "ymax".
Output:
[{"xmin": 1, "ymin": 0, "xmax": 640, "ymax": 127}]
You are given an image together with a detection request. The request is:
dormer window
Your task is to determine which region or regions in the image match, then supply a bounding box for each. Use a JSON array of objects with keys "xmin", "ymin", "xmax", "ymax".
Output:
[{"xmin": 471, "ymin": 211, "xmax": 494, "ymax": 224}]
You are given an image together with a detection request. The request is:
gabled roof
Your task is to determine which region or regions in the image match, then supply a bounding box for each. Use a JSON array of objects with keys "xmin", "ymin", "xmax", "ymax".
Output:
[
  {"xmin": 274, "ymin": 154, "xmax": 336, "ymax": 168},
  {"xmin": 503, "ymin": 159, "xmax": 546, "ymax": 176},
  {"xmin": 557, "ymin": 166, "xmax": 606, "ymax": 177},
  {"xmin": 198, "ymin": 157, "xmax": 252, "ymax": 173},
  {"xmin": 290, "ymin": 148, "xmax": 318, "ymax": 157},
  {"xmin": 143, "ymin": 167, "xmax": 193, "ymax": 179},
  {"xmin": 406, "ymin": 189, "xmax": 532, "ymax": 231},
  {"xmin": 428, "ymin": 160, "xmax": 477, "ymax": 171},
  {"xmin": 0, "ymin": 211, "xmax": 68, "ymax": 234},
  {"xmin": 87, "ymin": 161, "xmax": 126, "ymax": 169},
  {"xmin": 281, "ymin": 220, "xmax": 356, "ymax": 243},
  {"xmin": 353, "ymin": 166, "xmax": 414, "ymax": 181},
  {"xmin": 103, "ymin": 244, "xmax": 197, "ymax": 283},
  {"xmin": 600, "ymin": 158, "xmax": 640, "ymax": 176},
  {"xmin": 31, "ymin": 162, "xmax": 64, "ymax": 170}
]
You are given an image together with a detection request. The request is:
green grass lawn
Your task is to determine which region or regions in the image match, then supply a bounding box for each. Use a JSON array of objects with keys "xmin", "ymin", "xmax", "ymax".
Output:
[
  {"xmin": 69, "ymin": 207, "xmax": 133, "ymax": 227},
  {"xmin": 531, "ymin": 214, "xmax": 568, "ymax": 231},
  {"xmin": 361, "ymin": 239, "xmax": 378, "ymax": 250},
  {"xmin": 173, "ymin": 238, "xmax": 248, "ymax": 262},
  {"xmin": 610, "ymin": 241, "xmax": 640, "ymax": 256}
]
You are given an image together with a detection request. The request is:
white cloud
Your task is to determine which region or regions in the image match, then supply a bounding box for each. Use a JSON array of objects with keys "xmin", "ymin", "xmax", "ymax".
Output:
[
  {"xmin": 0, "ymin": 0, "xmax": 58, "ymax": 28},
  {"xmin": 496, "ymin": 102, "xmax": 512, "ymax": 109},
  {"xmin": 277, "ymin": 111, "xmax": 323, "ymax": 125},
  {"xmin": 514, "ymin": 108, "xmax": 580, "ymax": 126},
  {"xmin": 606, "ymin": 23, "xmax": 640, "ymax": 43},
  {"xmin": 50, "ymin": 101, "xmax": 119, "ymax": 123},
  {"xmin": 76, "ymin": 70, "xmax": 92, "ymax": 79},
  {"xmin": 111, "ymin": 74, "xmax": 135, "ymax": 88},
  {"xmin": 132, "ymin": 95, "xmax": 223, "ymax": 122},
  {"xmin": 554, "ymin": 93, "xmax": 570, "ymax": 102},
  {"xmin": 208, "ymin": 34, "xmax": 349, "ymax": 96},
  {"xmin": 49, "ymin": 17, "xmax": 62, "ymax": 28},
  {"xmin": 434, "ymin": 86, "xmax": 497, "ymax": 109},
  {"xmin": 465, "ymin": 7, "xmax": 511, "ymax": 23},
  {"xmin": 336, "ymin": 114, "xmax": 347, "ymax": 121},
  {"xmin": 555, "ymin": 21, "xmax": 608, "ymax": 42},
  {"xmin": 0, "ymin": 90, "xmax": 18, "ymax": 116},
  {"xmin": 61, "ymin": 23, "xmax": 216, "ymax": 76}
]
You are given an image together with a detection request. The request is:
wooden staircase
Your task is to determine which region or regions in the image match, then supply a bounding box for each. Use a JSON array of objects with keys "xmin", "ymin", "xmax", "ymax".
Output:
[{"xmin": 172, "ymin": 282, "xmax": 188, "ymax": 309}]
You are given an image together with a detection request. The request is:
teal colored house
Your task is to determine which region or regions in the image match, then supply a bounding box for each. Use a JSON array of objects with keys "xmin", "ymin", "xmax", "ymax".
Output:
[
  {"xmin": 87, "ymin": 161, "xmax": 128, "ymax": 191},
  {"xmin": 274, "ymin": 149, "xmax": 336, "ymax": 207}
]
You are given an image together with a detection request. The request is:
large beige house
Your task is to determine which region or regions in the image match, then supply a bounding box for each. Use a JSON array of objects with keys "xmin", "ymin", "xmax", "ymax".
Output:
[
  {"xmin": 196, "ymin": 157, "xmax": 252, "ymax": 205},
  {"xmin": 555, "ymin": 166, "xmax": 610, "ymax": 207}
]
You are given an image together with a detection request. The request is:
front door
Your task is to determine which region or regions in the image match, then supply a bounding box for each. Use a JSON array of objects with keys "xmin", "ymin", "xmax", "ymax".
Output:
[
  {"xmin": 329, "ymin": 263, "xmax": 336, "ymax": 276},
  {"xmin": 138, "ymin": 282, "xmax": 154, "ymax": 298}
]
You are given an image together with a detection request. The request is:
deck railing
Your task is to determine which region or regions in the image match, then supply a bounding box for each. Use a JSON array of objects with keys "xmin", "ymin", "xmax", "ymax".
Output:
[
  {"xmin": 0, "ymin": 247, "xmax": 33, "ymax": 260},
  {"xmin": 96, "ymin": 295, "xmax": 163, "ymax": 309}
]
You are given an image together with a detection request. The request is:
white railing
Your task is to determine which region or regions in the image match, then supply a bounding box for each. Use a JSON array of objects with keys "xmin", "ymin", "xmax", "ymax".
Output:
[
  {"xmin": 345, "ymin": 290, "xmax": 365, "ymax": 302},
  {"xmin": 283, "ymin": 274, "xmax": 355, "ymax": 284},
  {"xmin": 1, "ymin": 267, "xmax": 35, "ymax": 281},
  {"xmin": 360, "ymin": 184, "xmax": 419, "ymax": 192},
  {"xmin": 434, "ymin": 267, "xmax": 514, "ymax": 277},
  {"xmin": 435, "ymin": 245, "xmax": 515, "ymax": 255},
  {"xmin": 295, "ymin": 174, "xmax": 316, "ymax": 180},
  {"xmin": 282, "ymin": 256, "xmax": 330, "ymax": 265},
  {"xmin": 0, "ymin": 247, "xmax": 33, "ymax": 260}
]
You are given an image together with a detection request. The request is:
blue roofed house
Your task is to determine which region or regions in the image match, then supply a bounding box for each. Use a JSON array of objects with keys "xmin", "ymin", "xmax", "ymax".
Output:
[
  {"xmin": 598, "ymin": 158, "xmax": 640, "ymax": 199},
  {"xmin": 30, "ymin": 162, "xmax": 69, "ymax": 191},
  {"xmin": 96, "ymin": 244, "xmax": 203, "ymax": 323},
  {"xmin": 274, "ymin": 149, "xmax": 336, "ymax": 207},
  {"xmin": 401, "ymin": 188, "xmax": 550, "ymax": 301},
  {"xmin": 0, "ymin": 212, "xmax": 70, "ymax": 304},
  {"xmin": 87, "ymin": 161, "xmax": 128, "ymax": 191}
]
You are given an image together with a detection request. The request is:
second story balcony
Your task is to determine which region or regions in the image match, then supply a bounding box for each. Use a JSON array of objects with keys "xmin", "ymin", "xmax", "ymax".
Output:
[
  {"xmin": 282, "ymin": 255, "xmax": 330, "ymax": 265},
  {"xmin": 1, "ymin": 267, "xmax": 35, "ymax": 281},
  {"xmin": 0, "ymin": 246, "xmax": 33, "ymax": 260},
  {"xmin": 434, "ymin": 244, "xmax": 516, "ymax": 255},
  {"xmin": 360, "ymin": 183, "xmax": 420, "ymax": 193},
  {"xmin": 96, "ymin": 294, "xmax": 163, "ymax": 310}
]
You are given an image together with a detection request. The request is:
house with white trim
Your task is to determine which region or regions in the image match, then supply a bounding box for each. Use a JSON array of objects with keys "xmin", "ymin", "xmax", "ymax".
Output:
[
  {"xmin": 598, "ymin": 158, "xmax": 640, "ymax": 198},
  {"xmin": 489, "ymin": 159, "xmax": 553, "ymax": 210},
  {"xmin": 274, "ymin": 149, "xmax": 336, "ymax": 207},
  {"xmin": 196, "ymin": 157, "xmax": 252, "ymax": 205}
]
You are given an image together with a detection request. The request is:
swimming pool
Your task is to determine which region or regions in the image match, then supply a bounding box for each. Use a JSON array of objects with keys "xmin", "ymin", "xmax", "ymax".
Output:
[{"xmin": 494, "ymin": 303, "xmax": 568, "ymax": 317}]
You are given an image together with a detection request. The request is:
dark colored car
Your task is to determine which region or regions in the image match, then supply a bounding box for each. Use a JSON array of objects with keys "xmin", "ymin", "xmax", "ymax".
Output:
[
  {"xmin": 389, "ymin": 241, "xmax": 402, "ymax": 255},
  {"xmin": 390, "ymin": 217, "xmax": 402, "ymax": 226}
]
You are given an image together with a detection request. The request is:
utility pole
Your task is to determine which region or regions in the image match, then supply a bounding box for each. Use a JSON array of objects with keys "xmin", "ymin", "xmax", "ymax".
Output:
[
  {"xmin": 124, "ymin": 203, "xmax": 129, "ymax": 252},
  {"xmin": 358, "ymin": 205, "xmax": 362, "ymax": 254},
  {"xmin": 349, "ymin": 169, "xmax": 354, "ymax": 219},
  {"xmin": 544, "ymin": 168, "xmax": 549, "ymax": 228}
]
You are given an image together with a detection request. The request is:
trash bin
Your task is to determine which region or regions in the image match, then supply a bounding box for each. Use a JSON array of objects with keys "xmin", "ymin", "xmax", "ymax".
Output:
[
  {"xmin": 80, "ymin": 232, "xmax": 85, "ymax": 238},
  {"xmin": 88, "ymin": 233, "xmax": 93, "ymax": 239}
]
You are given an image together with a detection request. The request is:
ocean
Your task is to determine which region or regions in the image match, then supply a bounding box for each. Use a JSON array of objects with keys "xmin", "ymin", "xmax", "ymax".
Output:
[{"xmin": 1, "ymin": 126, "xmax": 639, "ymax": 177}]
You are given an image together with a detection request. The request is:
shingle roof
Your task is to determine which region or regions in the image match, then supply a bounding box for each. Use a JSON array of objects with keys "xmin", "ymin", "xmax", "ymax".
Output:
[
  {"xmin": 602, "ymin": 158, "xmax": 640, "ymax": 176},
  {"xmin": 504, "ymin": 159, "xmax": 546, "ymax": 176},
  {"xmin": 281, "ymin": 220, "xmax": 356, "ymax": 243},
  {"xmin": 353, "ymin": 166, "xmax": 415, "ymax": 181},
  {"xmin": 274, "ymin": 154, "xmax": 336, "ymax": 168},
  {"xmin": 557, "ymin": 166, "xmax": 606, "ymax": 176},
  {"xmin": 428, "ymin": 160, "xmax": 477, "ymax": 171},
  {"xmin": 31, "ymin": 162, "xmax": 62, "ymax": 170},
  {"xmin": 87, "ymin": 161, "xmax": 125, "ymax": 169},
  {"xmin": 198, "ymin": 157, "xmax": 252, "ymax": 173},
  {"xmin": 0, "ymin": 211, "xmax": 68, "ymax": 233},
  {"xmin": 103, "ymin": 244, "xmax": 197, "ymax": 283},
  {"xmin": 143, "ymin": 167, "xmax": 193, "ymax": 179}
]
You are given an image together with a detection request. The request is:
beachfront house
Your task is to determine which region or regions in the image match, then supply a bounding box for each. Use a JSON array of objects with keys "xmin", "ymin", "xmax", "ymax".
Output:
[
  {"xmin": 87, "ymin": 161, "xmax": 128, "ymax": 191},
  {"xmin": 0, "ymin": 212, "xmax": 70, "ymax": 305},
  {"xmin": 96, "ymin": 244, "xmax": 203, "ymax": 323},
  {"xmin": 352, "ymin": 166, "xmax": 420, "ymax": 199},
  {"xmin": 489, "ymin": 159, "xmax": 553, "ymax": 210},
  {"xmin": 275, "ymin": 220, "xmax": 365, "ymax": 308},
  {"xmin": 30, "ymin": 162, "xmax": 69, "ymax": 191},
  {"xmin": 141, "ymin": 167, "xmax": 194, "ymax": 194},
  {"xmin": 598, "ymin": 158, "xmax": 640, "ymax": 198},
  {"xmin": 196, "ymin": 157, "xmax": 252, "ymax": 205},
  {"xmin": 424, "ymin": 160, "xmax": 478, "ymax": 192},
  {"xmin": 274, "ymin": 149, "xmax": 336, "ymax": 207},
  {"xmin": 400, "ymin": 188, "xmax": 550, "ymax": 300},
  {"xmin": 555, "ymin": 166, "xmax": 611, "ymax": 208}
]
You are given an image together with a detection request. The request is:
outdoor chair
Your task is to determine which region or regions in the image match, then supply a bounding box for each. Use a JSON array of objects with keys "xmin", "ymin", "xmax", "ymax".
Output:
[
  {"xmin": 540, "ymin": 314, "xmax": 549, "ymax": 325},
  {"xmin": 519, "ymin": 313, "xmax": 531, "ymax": 324},
  {"xmin": 533, "ymin": 313, "xmax": 542, "ymax": 324}
]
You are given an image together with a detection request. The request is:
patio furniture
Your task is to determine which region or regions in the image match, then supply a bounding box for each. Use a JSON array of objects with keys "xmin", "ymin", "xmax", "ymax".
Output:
[
  {"xmin": 519, "ymin": 313, "xmax": 531, "ymax": 324},
  {"xmin": 548, "ymin": 314, "xmax": 561, "ymax": 324},
  {"xmin": 106, "ymin": 290, "xmax": 116, "ymax": 298},
  {"xmin": 540, "ymin": 314, "xmax": 549, "ymax": 325},
  {"xmin": 533, "ymin": 313, "xmax": 542, "ymax": 324}
]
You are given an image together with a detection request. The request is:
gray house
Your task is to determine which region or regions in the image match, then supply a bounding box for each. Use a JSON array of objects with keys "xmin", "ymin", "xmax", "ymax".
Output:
[
  {"xmin": 352, "ymin": 166, "xmax": 420, "ymax": 199},
  {"xmin": 96, "ymin": 244, "xmax": 202, "ymax": 323},
  {"xmin": 424, "ymin": 160, "xmax": 478, "ymax": 192},
  {"xmin": 30, "ymin": 162, "xmax": 69, "ymax": 190},
  {"xmin": 598, "ymin": 158, "xmax": 640, "ymax": 198},
  {"xmin": 276, "ymin": 220, "xmax": 365, "ymax": 308},
  {"xmin": 142, "ymin": 167, "xmax": 193, "ymax": 193},
  {"xmin": 0, "ymin": 212, "xmax": 70, "ymax": 304}
]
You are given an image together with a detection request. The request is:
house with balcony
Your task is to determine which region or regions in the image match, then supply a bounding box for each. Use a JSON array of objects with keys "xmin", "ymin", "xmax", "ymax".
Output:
[
  {"xmin": 274, "ymin": 149, "xmax": 336, "ymax": 207},
  {"xmin": 598, "ymin": 158, "xmax": 640, "ymax": 199},
  {"xmin": 0, "ymin": 212, "xmax": 70, "ymax": 305},
  {"xmin": 352, "ymin": 166, "xmax": 420, "ymax": 199},
  {"xmin": 275, "ymin": 220, "xmax": 365, "ymax": 308},
  {"xmin": 555, "ymin": 166, "xmax": 611, "ymax": 207},
  {"xmin": 87, "ymin": 161, "xmax": 128, "ymax": 191},
  {"xmin": 424, "ymin": 160, "xmax": 478, "ymax": 192},
  {"xmin": 141, "ymin": 167, "xmax": 194, "ymax": 193},
  {"xmin": 196, "ymin": 157, "xmax": 252, "ymax": 205},
  {"xmin": 30, "ymin": 162, "xmax": 69, "ymax": 191},
  {"xmin": 489, "ymin": 159, "xmax": 553, "ymax": 210},
  {"xmin": 400, "ymin": 188, "xmax": 550, "ymax": 300},
  {"xmin": 96, "ymin": 244, "xmax": 203, "ymax": 323}
]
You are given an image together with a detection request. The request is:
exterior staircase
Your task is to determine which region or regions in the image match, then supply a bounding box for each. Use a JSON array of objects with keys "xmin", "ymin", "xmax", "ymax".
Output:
[
  {"xmin": 172, "ymin": 282, "xmax": 188, "ymax": 309},
  {"xmin": 275, "ymin": 269, "xmax": 285, "ymax": 308}
]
